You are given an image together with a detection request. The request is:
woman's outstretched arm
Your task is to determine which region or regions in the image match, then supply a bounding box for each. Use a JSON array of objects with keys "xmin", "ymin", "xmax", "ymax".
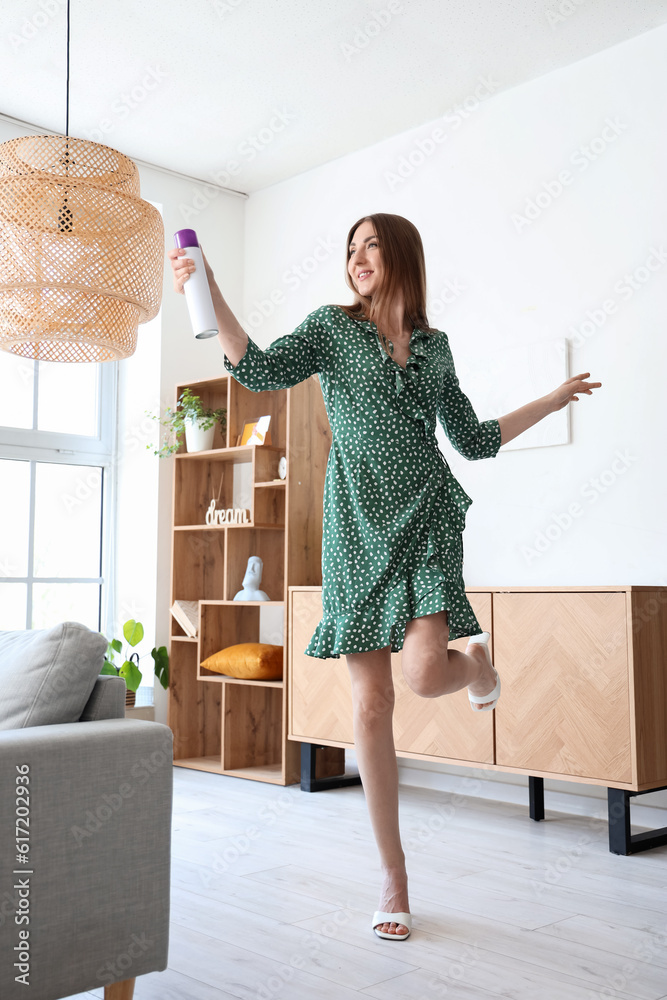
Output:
[{"xmin": 498, "ymin": 372, "xmax": 602, "ymax": 446}]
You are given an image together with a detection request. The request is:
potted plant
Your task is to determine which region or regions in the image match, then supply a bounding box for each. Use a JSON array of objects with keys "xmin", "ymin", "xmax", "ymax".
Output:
[
  {"xmin": 148, "ymin": 387, "xmax": 226, "ymax": 457},
  {"xmin": 102, "ymin": 619, "xmax": 169, "ymax": 708}
]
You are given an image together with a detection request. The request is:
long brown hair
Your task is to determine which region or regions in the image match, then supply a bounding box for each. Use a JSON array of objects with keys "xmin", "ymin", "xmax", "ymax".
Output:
[{"xmin": 337, "ymin": 213, "xmax": 437, "ymax": 358}]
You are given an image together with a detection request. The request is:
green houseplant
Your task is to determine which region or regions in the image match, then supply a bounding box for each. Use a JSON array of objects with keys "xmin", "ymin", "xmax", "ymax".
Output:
[
  {"xmin": 102, "ymin": 619, "xmax": 169, "ymax": 705},
  {"xmin": 148, "ymin": 386, "xmax": 226, "ymax": 457}
]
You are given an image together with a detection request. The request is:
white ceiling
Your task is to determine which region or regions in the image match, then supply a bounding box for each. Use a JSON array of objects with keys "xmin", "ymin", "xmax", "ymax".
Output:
[{"xmin": 2, "ymin": 0, "xmax": 667, "ymax": 194}]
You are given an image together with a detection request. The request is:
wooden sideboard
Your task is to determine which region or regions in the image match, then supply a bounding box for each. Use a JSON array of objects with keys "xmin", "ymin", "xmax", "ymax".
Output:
[{"xmin": 288, "ymin": 585, "xmax": 667, "ymax": 854}]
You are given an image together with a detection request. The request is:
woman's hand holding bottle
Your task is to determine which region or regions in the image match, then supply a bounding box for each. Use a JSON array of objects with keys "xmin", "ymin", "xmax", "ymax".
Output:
[{"xmin": 166, "ymin": 242, "xmax": 248, "ymax": 365}]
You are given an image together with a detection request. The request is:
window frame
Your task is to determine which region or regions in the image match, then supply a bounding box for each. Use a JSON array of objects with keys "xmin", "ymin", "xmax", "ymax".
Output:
[
  {"xmin": 0, "ymin": 360, "xmax": 116, "ymax": 461},
  {"xmin": 0, "ymin": 359, "xmax": 118, "ymax": 632}
]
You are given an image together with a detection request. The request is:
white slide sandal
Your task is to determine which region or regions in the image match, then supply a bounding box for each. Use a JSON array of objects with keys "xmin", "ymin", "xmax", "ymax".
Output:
[
  {"xmin": 466, "ymin": 631, "xmax": 501, "ymax": 712},
  {"xmin": 372, "ymin": 910, "xmax": 412, "ymax": 940}
]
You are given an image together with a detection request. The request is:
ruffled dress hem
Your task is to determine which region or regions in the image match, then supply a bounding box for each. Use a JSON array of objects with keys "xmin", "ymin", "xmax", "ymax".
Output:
[{"xmin": 303, "ymin": 577, "xmax": 484, "ymax": 659}]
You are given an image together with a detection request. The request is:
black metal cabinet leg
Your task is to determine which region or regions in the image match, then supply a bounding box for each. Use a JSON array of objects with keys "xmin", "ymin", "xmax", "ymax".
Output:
[
  {"xmin": 529, "ymin": 776, "xmax": 545, "ymax": 821},
  {"xmin": 608, "ymin": 785, "xmax": 667, "ymax": 855},
  {"xmin": 300, "ymin": 743, "xmax": 318, "ymax": 791},
  {"xmin": 300, "ymin": 743, "xmax": 362, "ymax": 792},
  {"xmin": 608, "ymin": 788, "xmax": 632, "ymax": 855}
]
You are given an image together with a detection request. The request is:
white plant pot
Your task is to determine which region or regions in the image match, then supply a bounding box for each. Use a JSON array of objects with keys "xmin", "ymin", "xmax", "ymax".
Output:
[{"xmin": 184, "ymin": 417, "xmax": 215, "ymax": 453}]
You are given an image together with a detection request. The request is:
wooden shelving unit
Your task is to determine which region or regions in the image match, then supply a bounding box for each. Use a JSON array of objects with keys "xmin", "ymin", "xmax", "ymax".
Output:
[{"xmin": 167, "ymin": 370, "xmax": 331, "ymax": 784}]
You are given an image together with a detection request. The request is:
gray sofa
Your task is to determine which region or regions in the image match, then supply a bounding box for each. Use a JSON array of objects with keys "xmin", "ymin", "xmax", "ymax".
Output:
[{"xmin": 0, "ymin": 621, "xmax": 173, "ymax": 1000}]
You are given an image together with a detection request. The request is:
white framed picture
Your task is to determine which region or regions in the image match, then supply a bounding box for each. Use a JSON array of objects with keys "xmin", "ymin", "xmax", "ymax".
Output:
[{"xmin": 456, "ymin": 338, "xmax": 569, "ymax": 451}]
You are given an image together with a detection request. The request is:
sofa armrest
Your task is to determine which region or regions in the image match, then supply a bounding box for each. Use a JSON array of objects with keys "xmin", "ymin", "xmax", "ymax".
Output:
[
  {"xmin": 0, "ymin": 718, "xmax": 172, "ymax": 1000},
  {"xmin": 79, "ymin": 674, "xmax": 127, "ymax": 721}
]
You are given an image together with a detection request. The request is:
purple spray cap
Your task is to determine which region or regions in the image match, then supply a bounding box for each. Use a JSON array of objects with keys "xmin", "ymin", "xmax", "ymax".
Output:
[{"xmin": 174, "ymin": 229, "xmax": 199, "ymax": 249}]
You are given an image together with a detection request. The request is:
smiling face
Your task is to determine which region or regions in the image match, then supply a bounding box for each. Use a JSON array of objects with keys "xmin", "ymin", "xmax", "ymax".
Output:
[{"xmin": 347, "ymin": 219, "xmax": 384, "ymax": 298}]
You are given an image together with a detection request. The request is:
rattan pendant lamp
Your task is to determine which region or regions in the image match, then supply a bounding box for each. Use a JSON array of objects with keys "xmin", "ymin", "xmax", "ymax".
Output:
[{"xmin": 0, "ymin": 1, "xmax": 163, "ymax": 362}]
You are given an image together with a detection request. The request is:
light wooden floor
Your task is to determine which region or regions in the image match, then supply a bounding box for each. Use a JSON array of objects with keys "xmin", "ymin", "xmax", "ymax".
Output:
[{"xmin": 72, "ymin": 765, "xmax": 667, "ymax": 1000}]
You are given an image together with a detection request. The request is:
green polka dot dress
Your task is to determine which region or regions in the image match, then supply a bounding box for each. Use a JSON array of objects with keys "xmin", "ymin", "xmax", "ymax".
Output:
[{"xmin": 223, "ymin": 304, "xmax": 501, "ymax": 659}]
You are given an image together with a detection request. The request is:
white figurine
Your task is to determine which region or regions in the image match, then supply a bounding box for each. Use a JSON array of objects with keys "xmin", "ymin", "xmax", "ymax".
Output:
[{"xmin": 233, "ymin": 556, "xmax": 270, "ymax": 601}]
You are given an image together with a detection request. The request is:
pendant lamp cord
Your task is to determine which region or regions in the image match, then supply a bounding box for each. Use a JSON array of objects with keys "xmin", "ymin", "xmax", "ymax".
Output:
[
  {"xmin": 58, "ymin": 0, "xmax": 72, "ymax": 232},
  {"xmin": 65, "ymin": 0, "xmax": 70, "ymax": 137}
]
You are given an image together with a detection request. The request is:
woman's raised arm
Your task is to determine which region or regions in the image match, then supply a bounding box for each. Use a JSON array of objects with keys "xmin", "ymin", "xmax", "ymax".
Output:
[
  {"xmin": 498, "ymin": 372, "xmax": 602, "ymax": 446},
  {"xmin": 168, "ymin": 245, "xmax": 332, "ymax": 393},
  {"xmin": 167, "ymin": 245, "xmax": 248, "ymax": 367}
]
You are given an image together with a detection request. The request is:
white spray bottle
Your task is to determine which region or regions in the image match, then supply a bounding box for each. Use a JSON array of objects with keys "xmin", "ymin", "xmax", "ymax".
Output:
[{"xmin": 174, "ymin": 229, "xmax": 219, "ymax": 339}]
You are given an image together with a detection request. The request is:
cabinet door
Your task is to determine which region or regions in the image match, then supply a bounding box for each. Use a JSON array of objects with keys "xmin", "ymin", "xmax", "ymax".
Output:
[
  {"xmin": 392, "ymin": 593, "xmax": 494, "ymax": 764},
  {"xmin": 290, "ymin": 589, "xmax": 355, "ymax": 745},
  {"xmin": 494, "ymin": 592, "xmax": 632, "ymax": 783},
  {"xmin": 290, "ymin": 589, "xmax": 494, "ymax": 764}
]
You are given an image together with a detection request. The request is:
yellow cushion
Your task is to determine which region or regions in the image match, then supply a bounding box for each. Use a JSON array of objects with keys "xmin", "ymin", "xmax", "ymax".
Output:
[{"xmin": 200, "ymin": 642, "xmax": 283, "ymax": 680}]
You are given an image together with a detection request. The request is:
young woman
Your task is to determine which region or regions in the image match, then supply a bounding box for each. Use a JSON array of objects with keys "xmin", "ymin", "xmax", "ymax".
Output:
[{"xmin": 168, "ymin": 213, "xmax": 600, "ymax": 942}]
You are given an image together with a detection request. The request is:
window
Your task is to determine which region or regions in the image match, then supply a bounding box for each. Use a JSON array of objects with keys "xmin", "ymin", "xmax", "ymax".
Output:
[{"xmin": 0, "ymin": 352, "xmax": 116, "ymax": 632}]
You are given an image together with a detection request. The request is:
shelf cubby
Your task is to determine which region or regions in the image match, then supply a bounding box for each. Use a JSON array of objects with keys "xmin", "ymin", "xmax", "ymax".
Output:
[
  {"xmin": 171, "ymin": 529, "xmax": 225, "ymax": 603},
  {"xmin": 169, "ymin": 640, "xmax": 221, "ymax": 762},
  {"xmin": 225, "ymin": 527, "xmax": 284, "ymax": 602},
  {"xmin": 252, "ymin": 483, "xmax": 286, "ymax": 527},
  {"xmin": 198, "ymin": 601, "xmax": 283, "ymax": 677},
  {"xmin": 229, "ymin": 382, "xmax": 286, "ymax": 450},
  {"xmin": 173, "ymin": 377, "xmax": 229, "ymax": 454},
  {"xmin": 223, "ymin": 682, "xmax": 283, "ymax": 771}
]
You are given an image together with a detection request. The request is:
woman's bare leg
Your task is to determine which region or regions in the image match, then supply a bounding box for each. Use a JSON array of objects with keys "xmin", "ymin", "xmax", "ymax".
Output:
[
  {"xmin": 346, "ymin": 645, "xmax": 409, "ymax": 937},
  {"xmin": 402, "ymin": 610, "xmax": 498, "ymax": 706}
]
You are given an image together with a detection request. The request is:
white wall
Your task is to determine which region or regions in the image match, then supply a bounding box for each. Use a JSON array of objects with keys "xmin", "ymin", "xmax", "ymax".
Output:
[
  {"xmin": 241, "ymin": 24, "xmax": 667, "ymax": 589},
  {"xmin": 237, "ymin": 26, "xmax": 667, "ymax": 810},
  {"xmin": 112, "ymin": 300, "xmax": 161, "ymax": 700}
]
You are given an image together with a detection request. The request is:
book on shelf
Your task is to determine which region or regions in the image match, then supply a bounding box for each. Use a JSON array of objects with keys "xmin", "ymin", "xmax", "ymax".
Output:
[
  {"xmin": 170, "ymin": 600, "xmax": 199, "ymax": 638},
  {"xmin": 236, "ymin": 414, "xmax": 272, "ymax": 446}
]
